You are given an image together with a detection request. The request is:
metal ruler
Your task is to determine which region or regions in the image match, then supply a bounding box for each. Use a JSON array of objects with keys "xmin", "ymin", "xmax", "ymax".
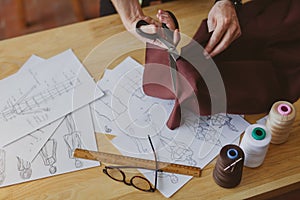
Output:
[{"xmin": 74, "ymin": 148, "xmax": 201, "ymax": 177}]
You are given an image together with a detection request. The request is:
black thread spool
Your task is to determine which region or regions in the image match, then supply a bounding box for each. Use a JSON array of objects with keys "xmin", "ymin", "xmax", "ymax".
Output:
[{"xmin": 213, "ymin": 144, "xmax": 245, "ymax": 188}]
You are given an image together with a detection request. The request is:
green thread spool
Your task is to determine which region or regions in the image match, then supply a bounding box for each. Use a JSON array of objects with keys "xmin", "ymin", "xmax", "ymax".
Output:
[{"xmin": 251, "ymin": 127, "xmax": 266, "ymax": 140}]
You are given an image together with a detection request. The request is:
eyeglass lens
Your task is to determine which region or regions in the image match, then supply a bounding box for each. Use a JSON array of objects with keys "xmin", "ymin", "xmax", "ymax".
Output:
[
  {"xmin": 131, "ymin": 176, "xmax": 153, "ymax": 191},
  {"xmin": 103, "ymin": 135, "xmax": 157, "ymax": 192},
  {"xmin": 104, "ymin": 167, "xmax": 124, "ymax": 181},
  {"xmin": 104, "ymin": 167, "xmax": 154, "ymax": 191}
]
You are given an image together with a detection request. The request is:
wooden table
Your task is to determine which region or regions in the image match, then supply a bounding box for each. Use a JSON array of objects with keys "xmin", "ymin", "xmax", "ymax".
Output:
[{"xmin": 0, "ymin": 0, "xmax": 299, "ymax": 199}]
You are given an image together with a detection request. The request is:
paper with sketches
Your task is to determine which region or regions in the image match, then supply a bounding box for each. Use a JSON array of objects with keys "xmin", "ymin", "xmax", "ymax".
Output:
[
  {"xmin": 91, "ymin": 57, "xmax": 249, "ymax": 197},
  {"xmin": 3, "ymin": 118, "xmax": 63, "ymax": 162},
  {"xmin": 112, "ymin": 135, "xmax": 240, "ymax": 198},
  {"xmin": 0, "ymin": 49, "xmax": 103, "ymax": 146},
  {"xmin": 0, "ymin": 105, "xmax": 99, "ymax": 187},
  {"xmin": 3, "ymin": 55, "xmax": 65, "ymax": 162}
]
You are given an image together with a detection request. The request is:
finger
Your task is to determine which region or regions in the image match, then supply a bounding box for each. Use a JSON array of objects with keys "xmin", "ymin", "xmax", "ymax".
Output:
[
  {"xmin": 204, "ymin": 23, "xmax": 226, "ymax": 54},
  {"xmin": 157, "ymin": 9, "xmax": 169, "ymax": 18},
  {"xmin": 156, "ymin": 9, "xmax": 176, "ymax": 30},
  {"xmin": 173, "ymin": 29, "xmax": 181, "ymax": 46},
  {"xmin": 157, "ymin": 9, "xmax": 170, "ymax": 19},
  {"xmin": 143, "ymin": 16, "xmax": 161, "ymax": 27},
  {"xmin": 210, "ymin": 25, "xmax": 241, "ymax": 57},
  {"xmin": 209, "ymin": 29, "xmax": 235, "ymax": 57}
]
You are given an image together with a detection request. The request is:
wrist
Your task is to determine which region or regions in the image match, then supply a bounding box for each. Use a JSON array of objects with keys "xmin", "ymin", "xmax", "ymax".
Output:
[
  {"xmin": 125, "ymin": 13, "xmax": 145, "ymax": 30},
  {"xmin": 215, "ymin": 0, "xmax": 242, "ymax": 10},
  {"xmin": 111, "ymin": 0, "xmax": 145, "ymax": 31}
]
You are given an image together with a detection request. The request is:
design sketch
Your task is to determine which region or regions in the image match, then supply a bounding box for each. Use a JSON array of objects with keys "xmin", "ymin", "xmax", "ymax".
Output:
[
  {"xmin": 39, "ymin": 139, "xmax": 57, "ymax": 174},
  {"xmin": 63, "ymin": 114, "xmax": 83, "ymax": 168},
  {"xmin": 116, "ymin": 130, "xmax": 195, "ymax": 186},
  {"xmin": 0, "ymin": 150, "xmax": 5, "ymax": 185},
  {"xmin": 0, "ymin": 52, "xmax": 100, "ymax": 188},
  {"xmin": 184, "ymin": 114, "xmax": 238, "ymax": 147},
  {"xmin": 208, "ymin": 114, "xmax": 238, "ymax": 132},
  {"xmin": 158, "ymin": 135, "xmax": 197, "ymax": 166},
  {"xmin": 124, "ymin": 128, "xmax": 197, "ymax": 169},
  {"xmin": 17, "ymin": 157, "xmax": 32, "ymax": 179},
  {"xmin": 93, "ymin": 67, "xmax": 169, "ymax": 136},
  {"xmin": 91, "ymin": 89, "xmax": 127, "ymax": 134},
  {"xmin": 158, "ymin": 172, "xmax": 179, "ymax": 184},
  {"xmin": 0, "ymin": 76, "xmax": 80, "ymax": 123},
  {"xmin": 94, "ymin": 57, "xmax": 249, "ymax": 198}
]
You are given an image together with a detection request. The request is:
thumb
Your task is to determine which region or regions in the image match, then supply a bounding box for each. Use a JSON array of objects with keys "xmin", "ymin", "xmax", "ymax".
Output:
[{"xmin": 173, "ymin": 29, "xmax": 180, "ymax": 46}]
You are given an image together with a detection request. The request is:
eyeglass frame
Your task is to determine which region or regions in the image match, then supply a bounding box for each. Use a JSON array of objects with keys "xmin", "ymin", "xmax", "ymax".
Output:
[{"xmin": 102, "ymin": 135, "xmax": 159, "ymax": 192}]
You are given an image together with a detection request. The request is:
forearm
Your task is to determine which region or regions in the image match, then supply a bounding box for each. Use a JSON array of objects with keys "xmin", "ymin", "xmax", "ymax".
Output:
[{"xmin": 111, "ymin": 0, "xmax": 144, "ymax": 31}]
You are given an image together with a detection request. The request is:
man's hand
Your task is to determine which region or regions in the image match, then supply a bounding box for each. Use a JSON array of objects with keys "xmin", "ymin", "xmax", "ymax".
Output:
[
  {"xmin": 111, "ymin": 0, "xmax": 179, "ymax": 48},
  {"xmin": 136, "ymin": 10, "xmax": 180, "ymax": 49},
  {"xmin": 204, "ymin": 0, "xmax": 241, "ymax": 57}
]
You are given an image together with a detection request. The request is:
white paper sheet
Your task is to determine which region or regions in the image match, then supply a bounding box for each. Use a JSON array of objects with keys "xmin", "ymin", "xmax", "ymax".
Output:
[
  {"xmin": 3, "ymin": 55, "xmax": 65, "ymax": 162},
  {"xmin": 0, "ymin": 104, "xmax": 99, "ymax": 187},
  {"xmin": 3, "ymin": 118, "xmax": 63, "ymax": 162},
  {"xmin": 0, "ymin": 49, "xmax": 103, "ymax": 146},
  {"xmin": 257, "ymin": 115, "xmax": 268, "ymax": 125},
  {"xmin": 91, "ymin": 57, "xmax": 250, "ymax": 197}
]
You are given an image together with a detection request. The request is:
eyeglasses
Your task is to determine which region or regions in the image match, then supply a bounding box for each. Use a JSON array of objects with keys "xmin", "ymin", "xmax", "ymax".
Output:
[{"xmin": 103, "ymin": 135, "xmax": 158, "ymax": 192}]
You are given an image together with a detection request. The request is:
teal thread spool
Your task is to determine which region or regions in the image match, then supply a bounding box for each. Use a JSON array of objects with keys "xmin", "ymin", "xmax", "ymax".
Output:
[
  {"xmin": 240, "ymin": 124, "xmax": 271, "ymax": 168},
  {"xmin": 251, "ymin": 127, "xmax": 266, "ymax": 141}
]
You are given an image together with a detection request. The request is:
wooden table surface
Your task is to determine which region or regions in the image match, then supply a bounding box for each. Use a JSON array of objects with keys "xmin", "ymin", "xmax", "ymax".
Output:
[{"xmin": 0, "ymin": 0, "xmax": 299, "ymax": 199}]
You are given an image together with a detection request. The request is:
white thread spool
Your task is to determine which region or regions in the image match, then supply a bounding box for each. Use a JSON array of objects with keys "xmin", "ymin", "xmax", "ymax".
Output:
[
  {"xmin": 240, "ymin": 124, "xmax": 271, "ymax": 168},
  {"xmin": 266, "ymin": 101, "xmax": 296, "ymax": 144}
]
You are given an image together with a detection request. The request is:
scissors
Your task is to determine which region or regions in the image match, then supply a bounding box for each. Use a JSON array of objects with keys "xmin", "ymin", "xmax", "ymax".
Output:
[{"xmin": 136, "ymin": 11, "xmax": 179, "ymax": 93}]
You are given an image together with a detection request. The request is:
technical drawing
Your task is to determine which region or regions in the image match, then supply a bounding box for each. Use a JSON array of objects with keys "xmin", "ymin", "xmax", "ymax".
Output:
[
  {"xmin": 98, "ymin": 90, "xmax": 127, "ymax": 122},
  {"xmin": 63, "ymin": 114, "xmax": 84, "ymax": 168},
  {"xmin": 184, "ymin": 114, "xmax": 239, "ymax": 149},
  {"xmin": 39, "ymin": 139, "xmax": 57, "ymax": 174},
  {"xmin": 122, "ymin": 102, "xmax": 165, "ymax": 138},
  {"xmin": 208, "ymin": 114, "xmax": 239, "ymax": 132},
  {"xmin": 123, "ymin": 133, "xmax": 195, "ymax": 185},
  {"xmin": 158, "ymin": 135, "xmax": 197, "ymax": 166},
  {"xmin": 158, "ymin": 172, "xmax": 179, "ymax": 184},
  {"xmin": 116, "ymin": 68, "xmax": 142, "ymax": 96},
  {"xmin": 92, "ymin": 57, "xmax": 249, "ymax": 198},
  {"xmin": 0, "ymin": 150, "xmax": 5, "ymax": 185},
  {"xmin": 17, "ymin": 157, "xmax": 32, "ymax": 179},
  {"xmin": 91, "ymin": 90, "xmax": 127, "ymax": 134},
  {"xmin": 94, "ymin": 67, "xmax": 168, "ymax": 136},
  {"xmin": 184, "ymin": 115, "xmax": 221, "ymax": 146},
  {"xmin": 0, "ymin": 51, "xmax": 102, "ymax": 188},
  {"xmin": 194, "ymin": 122, "xmax": 222, "ymax": 146},
  {"xmin": 98, "ymin": 65, "xmax": 198, "ymax": 166},
  {"xmin": 0, "ymin": 76, "xmax": 80, "ymax": 122}
]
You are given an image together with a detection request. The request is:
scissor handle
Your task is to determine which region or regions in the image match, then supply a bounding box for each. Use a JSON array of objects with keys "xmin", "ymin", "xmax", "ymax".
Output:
[
  {"xmin": 136, "ymin": 11, "xmax": 179, "ymax": 43},
  {"xmin": 136, "ymin": 20, "xmax": 159, "ymax": 40}
]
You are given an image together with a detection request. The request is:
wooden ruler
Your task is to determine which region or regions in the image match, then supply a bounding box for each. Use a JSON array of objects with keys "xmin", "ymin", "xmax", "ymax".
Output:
[{"xmin": 74, "ymin": 148, "xmax": 201, "ymax": 177}]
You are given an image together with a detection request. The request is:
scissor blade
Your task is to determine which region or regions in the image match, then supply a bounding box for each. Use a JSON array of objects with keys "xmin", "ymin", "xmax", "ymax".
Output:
[{"xmin": 169, "ymin": 53, "xmax": 177, "ymax": 93}]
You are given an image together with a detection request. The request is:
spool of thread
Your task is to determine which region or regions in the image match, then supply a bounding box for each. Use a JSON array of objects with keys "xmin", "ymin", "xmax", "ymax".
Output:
[
  {"xmin": 240, "ymin": 124, "xmax": 271, "ymax": 168},
  {"xmin": 213, "ymin": 144, "xmax": 244, "ymax": 188},
  {"xmin": 266, "ymin": 101, "xmax": 296, "ymax": 144}
]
